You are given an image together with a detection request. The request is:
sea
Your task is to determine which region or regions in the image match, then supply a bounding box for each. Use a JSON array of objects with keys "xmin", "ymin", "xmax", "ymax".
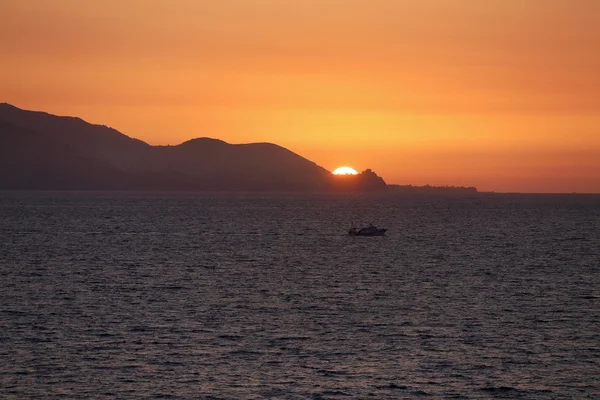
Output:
[{"xmin": 1, "ymin": 191, "xmax": 599, "ymax": 399}]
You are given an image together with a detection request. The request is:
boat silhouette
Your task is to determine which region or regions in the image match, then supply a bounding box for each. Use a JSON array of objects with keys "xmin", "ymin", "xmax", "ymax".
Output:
[{"xmin": 348, "ymin": 223, "xmax": 387, "ymax": 236}]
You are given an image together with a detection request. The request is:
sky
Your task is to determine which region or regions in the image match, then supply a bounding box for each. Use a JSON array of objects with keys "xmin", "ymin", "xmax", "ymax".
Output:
[{"xmin": 1, "ymin": 0, "xmax": 599, "ymax": 192}]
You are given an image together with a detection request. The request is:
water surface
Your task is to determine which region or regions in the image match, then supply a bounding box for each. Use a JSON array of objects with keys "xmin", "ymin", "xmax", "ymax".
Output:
[{"xmin": 1, "ymin": 192, "xmax": 599, "ymax": 398}]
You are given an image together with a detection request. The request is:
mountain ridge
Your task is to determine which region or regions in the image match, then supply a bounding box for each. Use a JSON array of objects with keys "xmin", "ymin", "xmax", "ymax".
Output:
[{"xmin": 0, "ymin": 103, "xmax": 387, "ymax": 192}]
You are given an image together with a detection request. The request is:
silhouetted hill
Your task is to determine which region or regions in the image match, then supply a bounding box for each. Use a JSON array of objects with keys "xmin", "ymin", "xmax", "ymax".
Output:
[
  {"xmin": 0, "ymin": 103, "xmax": 152, "ymax": 172},
  {"xmin": 0, "ymin": 103, "xmax": 380, "ymax": 191},
  {"xmin": 0, "ymin": 120, "xmax": 132, "ymax": 189},
  {"xmin": 331, "ymin": 169, "xmax": 388, "ymax": 192},
  {"xmin": 159, "ymin": 139, "xmax": 333, "ymax": 190},
  {"xmin": 0, "ymin": 120, "xmax": 197, "ymax": 190}
]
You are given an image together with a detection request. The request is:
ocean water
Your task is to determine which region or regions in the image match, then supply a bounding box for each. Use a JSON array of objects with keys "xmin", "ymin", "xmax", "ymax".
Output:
[{"xmin": 1, "ymin": 192, "xmax": 599, "ymax": 399}]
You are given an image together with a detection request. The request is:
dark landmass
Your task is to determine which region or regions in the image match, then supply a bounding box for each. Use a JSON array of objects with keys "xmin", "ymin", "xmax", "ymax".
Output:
[
  {"xmin": 332, "ymin": 169, "xmax": 387, "ymax": 192},
  {"xmin": 0, "ymin": 103, "xmax": 387, "ymax": 191},
  {"xmin": 388, "ymin": 184, "xmax": 478, "ymax": 194}
]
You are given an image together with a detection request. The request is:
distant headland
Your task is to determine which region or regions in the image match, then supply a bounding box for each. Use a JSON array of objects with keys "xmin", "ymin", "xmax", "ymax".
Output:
[
  {"xmin": 388, "ymin": 184, "xmax": 478, "ymax": 194},
  {"xmin": 0, "ymin": 103, "xmax": 475, "ymax": 193}
]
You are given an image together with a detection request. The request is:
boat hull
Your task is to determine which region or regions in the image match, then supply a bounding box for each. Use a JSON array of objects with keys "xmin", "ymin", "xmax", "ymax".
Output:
[{"xmin": 349, "ymin": 229, "xmax": 387, "ymax": 236}]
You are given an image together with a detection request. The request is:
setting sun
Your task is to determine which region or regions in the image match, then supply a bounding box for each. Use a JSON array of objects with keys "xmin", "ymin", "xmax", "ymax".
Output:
[{"xmin": 333, "ymin": 167, "xmax": 358, "ymax": 175}]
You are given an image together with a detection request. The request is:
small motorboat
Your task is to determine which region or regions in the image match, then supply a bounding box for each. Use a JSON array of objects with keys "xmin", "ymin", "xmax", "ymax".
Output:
[{"xmin": 348, "ymin": 223, "xmax": 387, "ymax": 236}]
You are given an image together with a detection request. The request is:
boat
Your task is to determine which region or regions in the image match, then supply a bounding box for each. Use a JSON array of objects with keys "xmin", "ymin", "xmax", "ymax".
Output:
[{"xmin": 348, "ymin": 223, "xmax": 387, "ymax": 236}]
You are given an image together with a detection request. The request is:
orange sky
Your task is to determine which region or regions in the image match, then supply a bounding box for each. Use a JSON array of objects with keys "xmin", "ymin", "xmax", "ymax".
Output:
[{"xmin": 1, "ymin": 0, "xmax": 599, "ymax": 192}]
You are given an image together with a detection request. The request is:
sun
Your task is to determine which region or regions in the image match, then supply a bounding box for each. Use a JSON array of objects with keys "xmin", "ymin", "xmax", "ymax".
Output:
[{"xmin": 333, "ymin": 166, "xmax": 358, "ymax": 175}]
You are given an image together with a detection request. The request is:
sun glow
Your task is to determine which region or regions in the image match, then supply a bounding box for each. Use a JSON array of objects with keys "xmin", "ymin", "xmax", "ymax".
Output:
[{"xmin": 333, "ymin": 166, "xmax": 358, "ymax": 175}]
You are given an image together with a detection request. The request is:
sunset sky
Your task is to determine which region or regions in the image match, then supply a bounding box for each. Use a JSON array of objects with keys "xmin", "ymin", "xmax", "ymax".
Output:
[{"xmin": 1, "ymin": 0, "xmax": 599, "ymax": 192}]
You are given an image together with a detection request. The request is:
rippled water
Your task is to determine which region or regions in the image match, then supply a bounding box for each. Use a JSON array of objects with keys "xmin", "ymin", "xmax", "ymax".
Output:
[{"xmin": 1, "ymin": 192, "xmax": 599, "ymax": 399}]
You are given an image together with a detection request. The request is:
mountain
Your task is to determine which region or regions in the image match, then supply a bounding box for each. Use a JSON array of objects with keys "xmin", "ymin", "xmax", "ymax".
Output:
[
  {"xmin": 0, "ymin": 120, "xmax": 129, "ymax": 189},
  {"xmin": 0, "ymin": 119, "xmax": 194, "ymax": 190},
  {"xmin": 0, "ymin": 103, "xmax": 152, "ymax": 172},
  {"xmin": 0, "ymin": 103, "xmax": 386, "ymax": 191},
  {"xmin": 156, "ymin": 138, "xmax": 335, "ymax": 191}
]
